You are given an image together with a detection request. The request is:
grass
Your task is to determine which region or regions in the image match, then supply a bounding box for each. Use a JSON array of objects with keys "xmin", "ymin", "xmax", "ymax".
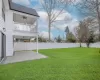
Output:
[{"xmin": 0, "ymin": 48, "xmax": 100, "ymax": 80}]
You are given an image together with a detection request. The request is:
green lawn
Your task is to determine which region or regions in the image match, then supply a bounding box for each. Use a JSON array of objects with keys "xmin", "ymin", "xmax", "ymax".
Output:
[{"xmin": 0, "ymin": 48, "xmax": 100, "ymax": 80}]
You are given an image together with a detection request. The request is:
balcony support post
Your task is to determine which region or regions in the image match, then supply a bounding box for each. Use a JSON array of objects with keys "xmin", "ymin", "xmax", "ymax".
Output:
[{"xmin": 36, "ymin": 20, "xmax": 38, "ymax": 54}]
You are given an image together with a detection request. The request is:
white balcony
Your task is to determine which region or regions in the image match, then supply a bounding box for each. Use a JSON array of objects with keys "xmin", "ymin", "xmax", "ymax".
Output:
[{"xmin": 13, "ymin": 22, "xmax": 37, "ymax": 37}]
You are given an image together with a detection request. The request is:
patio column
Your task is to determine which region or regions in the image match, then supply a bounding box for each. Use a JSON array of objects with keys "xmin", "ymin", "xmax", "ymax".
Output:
[{"xmin": 36, "ymin": 20, "xmax": 38, "ymax": 54}]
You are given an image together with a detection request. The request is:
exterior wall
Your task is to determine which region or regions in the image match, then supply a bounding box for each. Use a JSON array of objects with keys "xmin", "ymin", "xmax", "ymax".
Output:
[
  {"xmin": 0, "ymin": 0, "xmax": 5, "ymax": 33},
  {"xmin": 5, "ymin": 10, "xmax": 14, "ymax": 56},
  {"xmin": 0, "ymin": 0, "xmax": 3, "ymax": 58},
  {"xmin": 0, "ymin": 0, "xmax": 6, "ymax": 59},
  {"xmin": 14, "ymin": 42, "xmax": 100, "ymax": 51}
]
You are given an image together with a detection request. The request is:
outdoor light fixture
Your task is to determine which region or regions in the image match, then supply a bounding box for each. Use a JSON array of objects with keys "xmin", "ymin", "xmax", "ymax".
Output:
[
  {"xmin": 3, "ymin": 28, "xmax": 6, "ymax": 32},
  {"xmin": 22, "ymin": 16, "xmax": 27, "ymax": 25},
  {"xmin": 22, "ymin": 16, "xmax": 27, "ymax": 20}
]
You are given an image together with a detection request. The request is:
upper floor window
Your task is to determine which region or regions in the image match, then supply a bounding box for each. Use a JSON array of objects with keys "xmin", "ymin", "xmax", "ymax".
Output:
[{"xmin": 2, "ymin": 0, "xmax": 5, "ymax": 21}]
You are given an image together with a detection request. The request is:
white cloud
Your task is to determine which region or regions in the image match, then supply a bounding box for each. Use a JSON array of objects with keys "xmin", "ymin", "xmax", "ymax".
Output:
[
  {"xmin": 38, "ymin": 11, "xmax": 55, "ymax": 30},
  {"xmin": 37, "ymin": 10, "xmax": 73, "ymax": 28},
  {"xmin": 39, "ymin": 31, "xmax": 53, "ymax": 39},
  {"xmin": 67, "ymin": 19, "xmax": 79, "ymax": 31},
  {"xmin": 38, "ymin": 11, "xmax": 48, "ymax": 20},
  {"xmin": 37, "ymin": 10, "xmax": 79, "ymax": 34},
  {"xmin": 12, "ymin": 0, "xmax": 30, "ymax": 6},
  {"xmin": 38, "ymin": 10, "xmax": 72, "ymax": 23},
  {"xmin": 51, "ymin": 11, "xmax": 79, "ymax": 32},
  {"xmin": 55, "ymin": 10, "xmax": 72, "ymax": 21}
]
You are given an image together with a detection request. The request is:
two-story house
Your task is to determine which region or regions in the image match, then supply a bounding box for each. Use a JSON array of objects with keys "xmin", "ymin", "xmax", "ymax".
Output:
[{"xmin": 0, "ymin": 0, "xmax": 39, "ymax": 62}]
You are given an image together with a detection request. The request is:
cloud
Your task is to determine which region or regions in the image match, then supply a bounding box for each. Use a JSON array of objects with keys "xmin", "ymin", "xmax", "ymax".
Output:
[
  {"xmin": 37, "ymin": 11, "xmax": 48, "ymax": 30},
  {"xmin": 51, "ymin": 11, "xmax": 79, "ymax": 32},
  {"xmin": 38, "ymin": 10, "xmax": 73, "ymax": 22},
  {"xmin": 55, "ymin": 10, "xmax": 72, "ymax": 21},
  {"xmin": 37, "ymin": 11, "xmax": 55, "ymax": 30},
  {"xmin": 38, "ymin": 10, "xmax": 72, "ymax": 30},
  {"xmin": 37, "ymin": 9, "xmax": 79, "ymax": 35},
  {"xmin": 12, "ymin": 0, "xmax": 31, "ymax": 6},
  {"xmin": 39, "ymin": 31, "xmax": 53, "ymax": 39},
  {"xmin": 38, "ymin": 11, "xmax": 48, "ymax": 20}
]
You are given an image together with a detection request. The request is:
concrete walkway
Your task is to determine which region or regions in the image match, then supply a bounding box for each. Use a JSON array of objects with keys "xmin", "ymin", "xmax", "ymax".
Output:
[{"xmin": 3, "ymin": 51, "xmax": 47, "ymax": 64}]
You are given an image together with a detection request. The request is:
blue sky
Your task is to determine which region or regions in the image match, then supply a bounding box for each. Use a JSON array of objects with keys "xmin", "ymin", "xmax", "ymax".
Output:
[{"xmin": 12, "ymin": 0, "xmax": 83, "ymax": 39}]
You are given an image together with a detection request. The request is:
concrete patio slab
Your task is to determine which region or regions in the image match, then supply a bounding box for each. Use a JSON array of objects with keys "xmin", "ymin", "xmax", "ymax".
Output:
[{"xmin": 3, "ymin": 51, "xmax": 47, "ymax": 64}]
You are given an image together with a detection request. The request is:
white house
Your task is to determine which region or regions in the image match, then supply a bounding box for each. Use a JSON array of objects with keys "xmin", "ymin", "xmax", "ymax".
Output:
[{"xmin": 0, "ymin": 0, "xmax": 39, "ymax": 62}]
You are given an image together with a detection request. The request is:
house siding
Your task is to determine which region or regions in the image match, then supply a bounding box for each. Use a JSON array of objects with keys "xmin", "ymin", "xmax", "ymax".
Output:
[
  {"xmin": 0, "ymin": 0, "xmax": 5, "ymax": 59},
  {"xmin": 0, "ymin": 0, "xmax": 5, "ymax": 32},
  {"xmin": 5, "ymin": 11, "xmax": 14, "ymax": 56},
  {"xmin": 0, "ymin": 16, "xmax": 5, "ymax": 32}
]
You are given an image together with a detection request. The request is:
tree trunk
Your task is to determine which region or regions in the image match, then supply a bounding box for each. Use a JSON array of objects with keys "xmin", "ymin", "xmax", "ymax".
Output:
[
  {"xmin": 48, "ymin": 20, "xmax": 51, "ymax": 42},
  {"xmin": 80, "ymin": 42, "xmax": 81, "ymax": 47},
  {"xmin": 96, "ymin": 0, "xmax": 100, "ymax": 41},
  {"xmin": 86, "ymin": 43, "xmax": 90, "ymax": 48}
]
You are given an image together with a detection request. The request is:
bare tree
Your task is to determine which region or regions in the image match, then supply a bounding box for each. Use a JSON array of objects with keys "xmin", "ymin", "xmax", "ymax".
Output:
[
  {"xmin": 40, "ymin": 0, "xmax": 71, "ymax": 41},
  {"xmin": 75, "ymin": 17, "xmax": 94, "ymax": 47},
  {"xmin": 75, "ymin": 0, "xmax": 100, "ymax": 40},
  {"xmin": 75, "ymin": 21, "xmax": 85, "ymax": 47}
]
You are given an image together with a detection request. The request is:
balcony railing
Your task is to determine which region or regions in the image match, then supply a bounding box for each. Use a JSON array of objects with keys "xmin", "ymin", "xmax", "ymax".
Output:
[{"xmin": 14, "ymin": 22, "xmax": 36, "ymax": 33}]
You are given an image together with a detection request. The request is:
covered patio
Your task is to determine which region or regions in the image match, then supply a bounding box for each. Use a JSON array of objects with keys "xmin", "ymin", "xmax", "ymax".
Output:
[{"xmin": 3, "ymin": 51, "xmax": 47, "ymax": 64}]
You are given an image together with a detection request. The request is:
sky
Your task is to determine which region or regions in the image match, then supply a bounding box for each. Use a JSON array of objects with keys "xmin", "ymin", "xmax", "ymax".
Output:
[{"xmin": 12, "ymin": 0, "xmax": 83, "ymax": 39}]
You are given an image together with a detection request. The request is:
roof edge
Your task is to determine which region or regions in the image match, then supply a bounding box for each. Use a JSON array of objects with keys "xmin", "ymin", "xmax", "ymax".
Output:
[{"xmin": 8, "ymin": 0, "xmax": 40, "ymax": 17}]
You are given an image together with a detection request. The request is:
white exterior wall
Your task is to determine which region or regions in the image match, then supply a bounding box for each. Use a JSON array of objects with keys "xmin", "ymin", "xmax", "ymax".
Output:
[
  {"xmin": 0, "ymin": 0, "xmax": 5, "ymax": 58},
  {"xmin": 0, "ymin": 0, "xmax": 2, "ymax": 58},
  {"xmin": 5, "ymin": 10, "xmax": 14, "ymax": 56},
  {"xmin": 0, "ymin": 0, "xmax": 2, "ymax": 19},
  {"xmin": 0, "ymin": 0, "xmax": 5, "ymax": 32}
]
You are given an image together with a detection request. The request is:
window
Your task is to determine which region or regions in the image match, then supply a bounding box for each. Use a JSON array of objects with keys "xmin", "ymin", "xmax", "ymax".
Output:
[{"xmin": 2, "ymin": 0, "xmax": 5, "ymax": 21}]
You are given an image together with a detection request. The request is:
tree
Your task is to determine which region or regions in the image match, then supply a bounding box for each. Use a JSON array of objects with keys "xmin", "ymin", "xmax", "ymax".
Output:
[
  {"xmin": 86, "ymin": 31, "xmax": 94, "ymax": 48},
  {"xmin": 75, "ymin": 17, "xmax": 95, "ymax": 47},
  {"xmin": 67, "ymin": 32, "xmax": 76, "ymax": 43},
  {"xmin": 35, "ymin": 36, "xmax": 47, "ymax": 42},
  {"xmin": 65, "ymin": 26, "xmax": 70, "ymax": 39},
  {"xmin": 75, "ymin": 0, "xmax": 100, "ymax": 40},
  {"xmin": 75, "ymin": 21, "xmax": 85, "ymax": 47},
  {"xmin": 55, "ymin": 35, "xmax": 62, "ymax": 43},
  {"xmin": 41, "ymin": 0, "xmax": 71, "ymax": 41}
]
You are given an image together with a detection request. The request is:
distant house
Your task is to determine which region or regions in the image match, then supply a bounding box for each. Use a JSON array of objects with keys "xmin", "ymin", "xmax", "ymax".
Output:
[{"xmin": 0, "ymin": 0, "xmax": 39, "ymax": 62}]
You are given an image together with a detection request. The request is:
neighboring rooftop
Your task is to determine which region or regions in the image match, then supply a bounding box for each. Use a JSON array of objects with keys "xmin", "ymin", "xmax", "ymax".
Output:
[{"xmin": 8, "ymin": 0, "xmax": 39, "ymax": 17}]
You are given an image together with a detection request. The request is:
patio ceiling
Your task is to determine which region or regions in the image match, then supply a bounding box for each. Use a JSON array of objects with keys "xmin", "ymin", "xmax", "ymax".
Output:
[
  {"xmin": 13, "ymin": 13, "xmax": 37, "ymax": 25},
  {"xmin": 13, "ymin": 35, "xmax": 34, "ymax": 39}
]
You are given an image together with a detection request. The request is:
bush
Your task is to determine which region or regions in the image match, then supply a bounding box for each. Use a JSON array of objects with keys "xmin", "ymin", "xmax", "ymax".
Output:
[
  {"xmin": 56, "ymin": 35, "xmax": 62, "ymax": 43},
  {"xmin": 67, "ymin": 32, "xmax": 76, "ymax": 43}
]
